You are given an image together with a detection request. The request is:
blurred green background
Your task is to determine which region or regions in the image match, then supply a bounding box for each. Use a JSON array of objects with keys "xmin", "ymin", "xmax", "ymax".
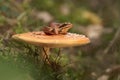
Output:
[{"xmin": 0, "ymin": 0, "xmax": 120, "ymax": 80}]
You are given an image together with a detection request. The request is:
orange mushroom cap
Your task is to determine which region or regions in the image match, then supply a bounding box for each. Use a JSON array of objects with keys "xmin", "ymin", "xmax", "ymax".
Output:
[{"xmin": 12, "ymin": 31, "xmax": 90, "ymax": 48}]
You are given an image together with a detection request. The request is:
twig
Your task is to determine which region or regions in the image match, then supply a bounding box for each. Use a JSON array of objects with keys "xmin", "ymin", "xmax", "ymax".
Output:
[
  {"xmin": 103, "ymin": 27, "xmax": 120, "ymax": 54},
  {"xmin": 55, "ymin": 48, "xmax": 61, "ymax": 63}
]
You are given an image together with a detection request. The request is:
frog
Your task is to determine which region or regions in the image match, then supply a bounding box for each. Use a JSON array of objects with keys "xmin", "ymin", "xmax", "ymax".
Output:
[{"xmin": 43, "ymin": 22, "xmax": 73, "ymax": 35}]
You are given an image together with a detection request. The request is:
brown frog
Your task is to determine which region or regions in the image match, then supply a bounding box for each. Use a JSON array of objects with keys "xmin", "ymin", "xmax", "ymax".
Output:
[{"xmin": 43, "ymin": 22, "xmax": 73, "ymax": 35}]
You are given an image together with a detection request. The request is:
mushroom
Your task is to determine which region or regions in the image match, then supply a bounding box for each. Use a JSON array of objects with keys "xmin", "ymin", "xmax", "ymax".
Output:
[
  {"xmin": 12, "ymin": 22, "xmax": 90, "ymax": 70},
  {"xmin": 12, "ymin": 31, "xmax": 90, "ymax": 60}
]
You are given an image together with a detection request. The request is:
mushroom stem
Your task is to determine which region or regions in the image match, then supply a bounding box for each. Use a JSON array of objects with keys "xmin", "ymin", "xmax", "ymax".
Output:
[{"xmin": 42, "ymin": 47, "xmax": 51, "ymax": 64}]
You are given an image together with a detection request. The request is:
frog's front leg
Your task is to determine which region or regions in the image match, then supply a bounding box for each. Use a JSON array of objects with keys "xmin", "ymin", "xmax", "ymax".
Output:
[{"xmin": 53, "ymin": 28, "xmax": 59, "ymax": 35}]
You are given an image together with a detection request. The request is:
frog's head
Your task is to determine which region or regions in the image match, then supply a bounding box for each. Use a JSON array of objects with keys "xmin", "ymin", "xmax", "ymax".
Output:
[
  {"xmin": 59, "ymin": 22, "xmax": 73, "ymax": 34},
  {"xmin": 59, "ymin": 22, "xmax": 73, "ymax": 29}
]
